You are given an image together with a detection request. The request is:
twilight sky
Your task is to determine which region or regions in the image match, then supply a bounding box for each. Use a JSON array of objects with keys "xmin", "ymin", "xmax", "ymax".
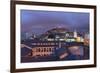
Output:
[{"xmin": 21, "ymin": 10, "xmax": 89, "ymax": 35}]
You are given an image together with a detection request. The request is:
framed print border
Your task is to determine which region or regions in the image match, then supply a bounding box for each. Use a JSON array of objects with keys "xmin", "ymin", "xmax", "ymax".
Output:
[{"xmin": 11, "ymin": 0, "xmax": 97, "ymax": 73}]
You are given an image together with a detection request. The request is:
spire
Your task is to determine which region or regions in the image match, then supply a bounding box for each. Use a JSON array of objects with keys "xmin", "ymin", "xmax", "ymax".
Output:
[{"xmin": 74, "ymin": 29, "xmax": 77, "ymax": 38}]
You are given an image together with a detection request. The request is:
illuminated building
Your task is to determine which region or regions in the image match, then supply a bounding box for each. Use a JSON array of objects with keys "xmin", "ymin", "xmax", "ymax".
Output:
[
  {"xmin": 41, "ymin": 27, "xmax": 84, "ymax": 42},
  {"xmin": 21, "ymin": 27, "xmax": 85, "ymax": 58},
  {"xmin": 21, "ymin": 41, "xmax": 59, "ymax": 57},
  {"xmin": 74, "ymin": 30, "xmax": 77, "ymax": 38},
  {"xmin": 40, "ymin": 27, "xmax": 76, "ymax": 42},
  {"xmin": 31, "ymin": 46, "xmax": 55, "ymax": 57},
  {"xmin": 84, "ymin": 33, "xmax": 90, "ymax": 45}
]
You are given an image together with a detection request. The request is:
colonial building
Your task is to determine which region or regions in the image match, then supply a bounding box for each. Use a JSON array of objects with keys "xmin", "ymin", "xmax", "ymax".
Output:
[{"xmin": 31, "ymin": 46, "xmax": 55, "ymax": 57}]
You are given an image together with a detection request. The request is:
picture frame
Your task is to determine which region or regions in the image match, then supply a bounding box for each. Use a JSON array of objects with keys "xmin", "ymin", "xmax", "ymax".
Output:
[{"xmin": 11, "ymin": 0, "xmax": 97, "ymax": 72}]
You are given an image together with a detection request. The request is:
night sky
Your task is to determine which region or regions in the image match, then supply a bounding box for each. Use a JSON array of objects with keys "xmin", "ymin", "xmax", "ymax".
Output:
[{"xmin": 21, "ymin": 10, "xmax": 89, "ymax": 35}]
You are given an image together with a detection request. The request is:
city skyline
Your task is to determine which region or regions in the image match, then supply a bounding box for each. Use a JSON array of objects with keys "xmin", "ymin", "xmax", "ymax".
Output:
[
  {"xmin": 21, "ymin": 10, "xmax": 89, "ymax": 36},
  {"xmin": 21, "ymin": 10, "xmax": 90, "ymax": 62}
]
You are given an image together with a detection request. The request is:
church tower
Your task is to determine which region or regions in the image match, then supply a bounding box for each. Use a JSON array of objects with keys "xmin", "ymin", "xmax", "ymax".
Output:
[{"xmin": 74, "ymin": 30, "xmax": 77, "ymax": 38}]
